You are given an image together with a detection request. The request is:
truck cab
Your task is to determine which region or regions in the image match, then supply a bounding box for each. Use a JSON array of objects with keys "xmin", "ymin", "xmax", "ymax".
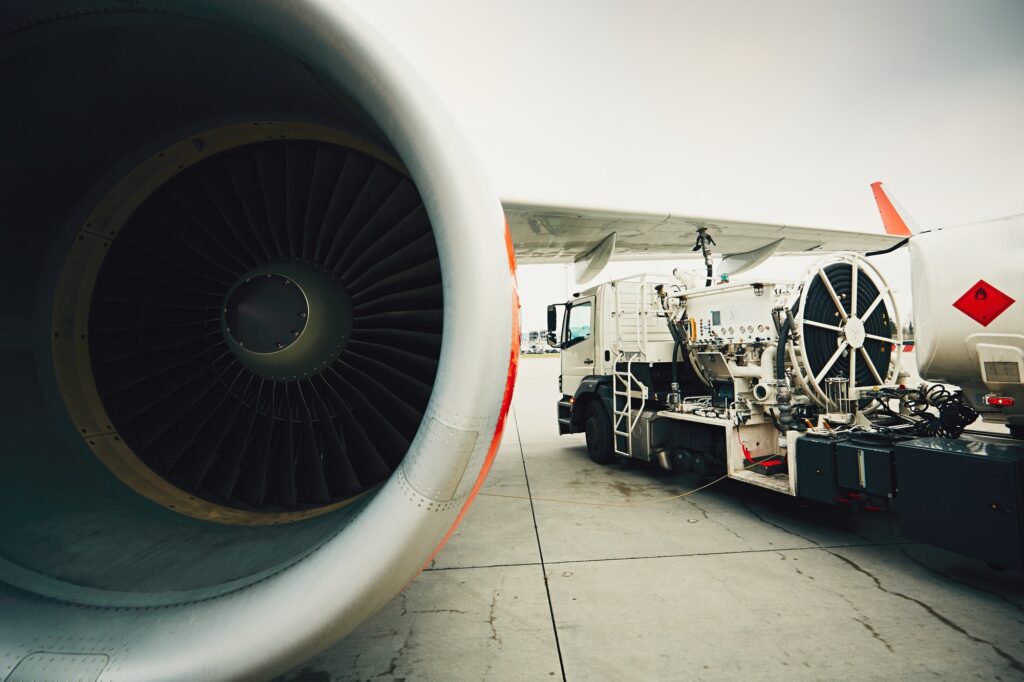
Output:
[
  {"xmin": 550, "ymin": 275, "xmax": 688, "ymax": 458},
  {"xmin": 552, "ymin": 275, "xmax": 680, "ymax": 391},
  {"xmin": 559, "ymin": 293, "xmax": 596, "ymax": 396}
]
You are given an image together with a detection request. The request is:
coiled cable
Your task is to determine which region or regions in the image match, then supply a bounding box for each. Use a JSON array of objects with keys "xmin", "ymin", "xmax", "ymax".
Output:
[
  {"xmin": 915, "ymin": 384, "xmax": 978, "ymax": 438},
  {"xmin": 870, "ymin": 383, "xmax": 978, "ymax": 438}
]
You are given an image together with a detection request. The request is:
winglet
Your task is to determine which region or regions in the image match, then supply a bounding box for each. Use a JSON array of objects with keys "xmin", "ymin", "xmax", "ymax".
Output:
[
  {"xmin": 573, "ymin": 232, "xmax": 616, "ymax": 284},
  {"xmin": 870, "ymin": 181, "xmax": 915, "ymax": 236}
]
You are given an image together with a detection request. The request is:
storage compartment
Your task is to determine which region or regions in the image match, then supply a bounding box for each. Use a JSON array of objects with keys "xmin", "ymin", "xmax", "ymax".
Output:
[
  {"xmin": 795, "ymin": 435, "xmax": 840, "ymax": 504},
  {"xmin": 896, "ymin": 435, "xmax": 1024, "ymax": 569},
  {"xmin": 836, "ymin": 438, "xmax": 897, "ymax": 498}
]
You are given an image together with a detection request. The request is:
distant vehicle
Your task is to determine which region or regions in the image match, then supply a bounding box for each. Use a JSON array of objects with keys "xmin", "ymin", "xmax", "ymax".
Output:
[{"xmin": 522, "ymin": 328, "xmax": 551, "ymax": 353}]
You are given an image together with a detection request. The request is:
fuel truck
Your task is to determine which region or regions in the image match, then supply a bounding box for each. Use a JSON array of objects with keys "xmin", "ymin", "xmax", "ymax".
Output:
[{"xmin": 550, "ymin": 217, "xmax": 1024, "ymax": 570}]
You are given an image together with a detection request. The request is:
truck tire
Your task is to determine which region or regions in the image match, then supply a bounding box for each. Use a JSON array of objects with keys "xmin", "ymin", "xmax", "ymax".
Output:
[{"xmin": 584, "ymin": 401, "xmax": 616, "ymax": 464}]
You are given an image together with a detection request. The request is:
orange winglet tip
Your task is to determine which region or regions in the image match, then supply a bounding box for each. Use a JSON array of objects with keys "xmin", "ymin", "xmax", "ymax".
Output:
[{"xmin": 870, "ymin": 181, "xmax": 913, "ymax": 237}]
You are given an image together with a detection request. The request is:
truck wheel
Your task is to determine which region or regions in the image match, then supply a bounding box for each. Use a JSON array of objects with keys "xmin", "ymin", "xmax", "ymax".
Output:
[{"xmin": 584, "ymin": 401, "xmax": 616, "ymax": 464}]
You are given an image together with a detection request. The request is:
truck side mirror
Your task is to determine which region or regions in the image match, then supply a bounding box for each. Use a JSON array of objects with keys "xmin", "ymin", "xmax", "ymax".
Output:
[{"xmin": 546, "ymin": 304, "xmax": 561, "ymax": 348}]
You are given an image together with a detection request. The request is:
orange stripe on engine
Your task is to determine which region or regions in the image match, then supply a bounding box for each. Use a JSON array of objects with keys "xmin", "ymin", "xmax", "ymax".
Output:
[
  {"xmin": 504, "ymin": 218, "xmax": 517, "ymax": 275},
  {"xmin": 422, "ymin": 227, "xmax": 521, "ymax": 569},
  {"xmin": 422, "ymin": 288, "xmax": 520, "ymax": 568}
]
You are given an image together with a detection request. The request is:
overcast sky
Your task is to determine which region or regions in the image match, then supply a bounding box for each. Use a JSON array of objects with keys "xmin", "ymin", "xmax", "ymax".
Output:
[{"xmin": 344, "ymin": 0, "xmax": 1024, "ymax": 332}]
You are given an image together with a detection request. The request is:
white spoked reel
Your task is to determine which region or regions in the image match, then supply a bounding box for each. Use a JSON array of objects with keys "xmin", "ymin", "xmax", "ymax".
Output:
[{"xmin": 787, "ymin": 253, "xmax": 902, "ymax": 411}]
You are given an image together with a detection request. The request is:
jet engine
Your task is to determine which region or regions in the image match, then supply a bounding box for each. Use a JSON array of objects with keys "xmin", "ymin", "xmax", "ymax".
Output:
[{"xmin": 0, "ymin": 2, "xmax": 517, "ymax": 680}]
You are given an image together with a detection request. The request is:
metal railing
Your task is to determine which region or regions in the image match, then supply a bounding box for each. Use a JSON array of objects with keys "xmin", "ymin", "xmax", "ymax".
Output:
[{"xmin": 611, "ymin": 276, "xmax": 652, "ymax": 357}]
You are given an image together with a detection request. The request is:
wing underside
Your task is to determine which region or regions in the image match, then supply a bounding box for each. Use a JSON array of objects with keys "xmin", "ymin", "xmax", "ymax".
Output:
[{"xmin": 504, "ymin": 202, "xmax": 902, "ymax": 264}]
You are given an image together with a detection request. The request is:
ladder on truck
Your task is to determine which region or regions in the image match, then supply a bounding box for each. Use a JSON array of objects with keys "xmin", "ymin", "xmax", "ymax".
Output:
[
  {"xmin": 610, "ymin": 276, "xmax": 655, "ymax": 456},
  {"xmin": 612, "ymin": 351, "xmax": 648, "ymax": 456}
]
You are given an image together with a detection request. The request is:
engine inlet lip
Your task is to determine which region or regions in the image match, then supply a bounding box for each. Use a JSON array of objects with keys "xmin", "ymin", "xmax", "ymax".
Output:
[{"xmin": 51, "ymin": 121, "xmax": 407, "ymax": 526}]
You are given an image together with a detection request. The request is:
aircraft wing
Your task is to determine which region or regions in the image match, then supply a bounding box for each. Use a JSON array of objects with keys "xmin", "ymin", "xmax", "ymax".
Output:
[{"xmin": 504, "ymin": 201, "xmax": 903, "ymax": 264}]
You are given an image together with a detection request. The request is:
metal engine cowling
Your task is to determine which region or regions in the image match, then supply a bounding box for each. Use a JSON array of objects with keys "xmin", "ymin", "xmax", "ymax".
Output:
[{"xmin": 0, "ymin": 2, "xmax": 517, "ymax": 680}]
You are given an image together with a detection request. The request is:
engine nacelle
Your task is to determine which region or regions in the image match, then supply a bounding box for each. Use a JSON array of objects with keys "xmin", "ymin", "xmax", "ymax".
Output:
[{"xmin": 0, "ymin": 2, "xmax": 516, "ymax": 680}]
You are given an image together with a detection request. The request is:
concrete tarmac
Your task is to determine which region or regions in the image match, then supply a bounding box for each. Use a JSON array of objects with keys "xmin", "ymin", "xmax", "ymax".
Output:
[{"xmin": 280, "ymin": 355, "xmax": 1024, "ymax": 681}]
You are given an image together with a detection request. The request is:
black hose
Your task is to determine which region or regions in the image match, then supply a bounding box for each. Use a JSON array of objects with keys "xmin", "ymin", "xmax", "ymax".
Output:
[
  {"xmin": 772, "ymin": 312, "xmax": 795, "ymax": 434},
  {"xmin": 672, "ymin": 338, "xmax": 680, "ymax": 386},
  {"xmin": 665, "ymin": 319, "xmax": 685, "ymax": 387},
  {"xmin": 866, "ymin": 237, "xmax": 909, "ymax": 257},
  {"xmin": 776, "ymin": 314, "xmax": 791, "ymax": 382},
  {"xmin": 657, "ymin": 285, "xmax": 685, "ymax": 389}
]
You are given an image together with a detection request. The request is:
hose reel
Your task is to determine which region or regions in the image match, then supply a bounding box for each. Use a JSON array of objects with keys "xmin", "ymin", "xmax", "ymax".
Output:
[{"xmin": 787, "ymin": 253, "xmax": 902, "ymax": 410}]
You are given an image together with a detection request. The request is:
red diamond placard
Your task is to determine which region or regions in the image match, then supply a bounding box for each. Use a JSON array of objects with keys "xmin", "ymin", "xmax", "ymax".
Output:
[{"xmin": 952, "ymin": 279, "xmax": 1015, "ymax": 327}]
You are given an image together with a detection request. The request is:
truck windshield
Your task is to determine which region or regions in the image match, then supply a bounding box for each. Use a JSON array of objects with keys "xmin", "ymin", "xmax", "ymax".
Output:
[{"xmin": 565, "ymin": 301, "xmax": 592, "ymax": 345}]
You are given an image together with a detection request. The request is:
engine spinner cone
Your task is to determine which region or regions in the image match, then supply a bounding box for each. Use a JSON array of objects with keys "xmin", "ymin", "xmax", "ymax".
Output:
[{"xmin": 222, "ymin": 261, "xmax": 353, "ymax": 381}]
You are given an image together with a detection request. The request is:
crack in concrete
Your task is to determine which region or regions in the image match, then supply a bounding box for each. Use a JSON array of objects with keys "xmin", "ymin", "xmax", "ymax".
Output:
[
  {"xmin": 789, "ymin": 559, "xmax": 893, "ymax": 657},
  {"xmin": 687, "ymin": 498, "xmax": 710, "ymax": 520},
  {"xmin": 829, "ymin": 551, "xmax": 1024, "ymax": 674},
  {"xmin": 713, "ymin": 520, "xmax": 749, "ymax": 544},
  {"xmin": 407, "ymin": 608, "xmax": 467, "ymax": 615},
  {"xmin": 488, "ymin": 589, "xmax": 503, "ymax": 646},
  {"xmin": 376, "ymin": 625, "xmax": 414, "ymax": 679},
  {"xmin": 777, "ymin": 552, "xmax": 818, "ymax": 581},
  {"xmin": 741, "ymin": 497, "xmax": 821, "ymax": 546},
  {"xmin": 757, "ymin": 514, "xmax": 1023, "ymax": 671},
  {"xmin": 853, "ymin": 616, "xmax": 895, "ymax": 653},
  {"xmin": 898, "ymin": 547, "xmax": 1024, "ymax": 620},
  {"xmin": 688, "ymin": 498, "xmax": 749, "ymax": 544}
]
